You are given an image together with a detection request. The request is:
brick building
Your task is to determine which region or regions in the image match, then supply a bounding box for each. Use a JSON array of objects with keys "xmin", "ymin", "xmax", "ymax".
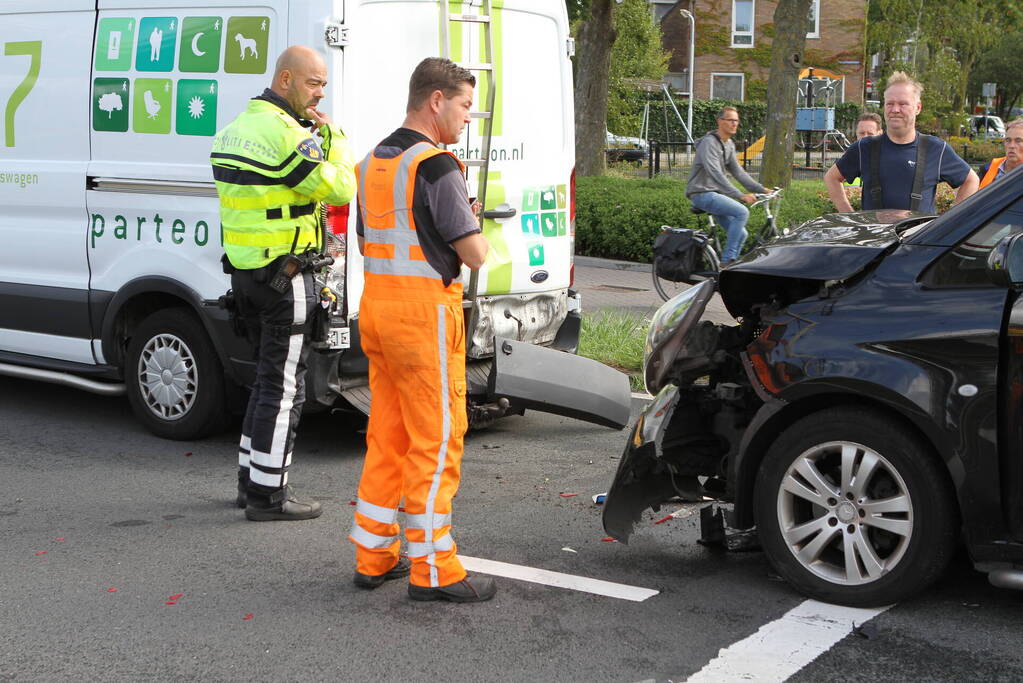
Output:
[{"xmin": 649, "ymin": 0, "xmax": 867, "ymax": 105}]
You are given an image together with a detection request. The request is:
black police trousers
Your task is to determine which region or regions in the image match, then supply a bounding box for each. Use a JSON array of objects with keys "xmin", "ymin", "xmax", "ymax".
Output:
[{"xmin": 231, "ymin": 262, "xmax": 318, "ymax": 493}]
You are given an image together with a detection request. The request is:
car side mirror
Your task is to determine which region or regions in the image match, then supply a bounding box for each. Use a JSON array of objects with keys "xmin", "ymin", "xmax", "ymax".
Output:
[{"xmin": 987, "ymin": 232, "xmax": 1023, "ymax": 288}]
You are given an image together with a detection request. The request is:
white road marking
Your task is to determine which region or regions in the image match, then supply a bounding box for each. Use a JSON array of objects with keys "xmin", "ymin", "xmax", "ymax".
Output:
[
  {"xmin": 685, "ymin": 599, "xmax": 891, "ymax": 682},
  {"xmin": 459, "ymin": 555, "xmax": 659, "ymax": 602}
]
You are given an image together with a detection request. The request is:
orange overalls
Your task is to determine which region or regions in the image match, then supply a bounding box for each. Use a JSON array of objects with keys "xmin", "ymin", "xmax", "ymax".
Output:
[
  {"xmin": 980, "ymin": 157, "xmax": 1006, "ymax": 189},
  {"xmin": 348, "ymin": 141, "xmax": 470, "ymax": 588}
]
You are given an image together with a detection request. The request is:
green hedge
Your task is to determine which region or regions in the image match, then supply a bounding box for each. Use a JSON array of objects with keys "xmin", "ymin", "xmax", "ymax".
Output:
[{"xmin": 575, "ymin": 176, "xmax": 834, "ymax": 263}]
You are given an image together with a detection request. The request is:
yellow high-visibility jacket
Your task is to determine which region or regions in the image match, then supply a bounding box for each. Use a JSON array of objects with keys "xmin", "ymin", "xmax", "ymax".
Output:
[{"xmin": 211, "ymin": 97, "xmax": 356, "ymax": 269}]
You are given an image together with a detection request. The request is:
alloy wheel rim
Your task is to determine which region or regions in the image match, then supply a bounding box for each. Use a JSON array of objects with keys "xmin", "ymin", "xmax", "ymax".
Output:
[
  {"xmin": 137, "ymin": 333, "xmax": 198, "ymax": 421},
  {"xmin": 776, "ymin": 440, "xmax": 913, "ymax": 586}
]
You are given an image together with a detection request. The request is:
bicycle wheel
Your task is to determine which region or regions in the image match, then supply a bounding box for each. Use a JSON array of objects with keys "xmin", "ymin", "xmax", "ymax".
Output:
[{"xmin": 652, "ymin": 242, "xmax": 720, "ymax": 302}]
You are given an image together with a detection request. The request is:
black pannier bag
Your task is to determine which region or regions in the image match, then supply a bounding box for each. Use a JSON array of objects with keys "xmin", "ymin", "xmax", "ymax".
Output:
[{"xmin": 653, "ymin": 228, "xmax": 707, "ymax": 282}]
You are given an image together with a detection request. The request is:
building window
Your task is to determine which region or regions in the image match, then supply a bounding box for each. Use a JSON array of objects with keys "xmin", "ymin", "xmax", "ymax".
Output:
[
  {"xmin": 731, "ymin": 0, "xmax": 754, "ymax": 47},
  {"xmin": 711, "ymin": 73, "xmax": 745, "ymax": 101},
  {"xmin": 806, "ymin": 0, "xmax": 820, "ymax": 39},
  {"xmin": 663, "ymin": 72, "xmax": 689, "ymax": 93}
]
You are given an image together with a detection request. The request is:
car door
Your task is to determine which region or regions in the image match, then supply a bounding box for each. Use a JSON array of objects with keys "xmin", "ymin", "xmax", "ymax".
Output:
[{"xmin": 919, "ymin": 193, "xmax": 1023, "ymax": 544}]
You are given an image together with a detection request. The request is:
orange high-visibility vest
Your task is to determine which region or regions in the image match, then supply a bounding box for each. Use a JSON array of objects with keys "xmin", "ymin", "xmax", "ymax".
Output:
[
  {"xmin": 980, "ymin": 157, "xmax": 1006, "ymax": 189},
  {"xmin": 356, "ymin": 141, "xmax": 466, "ymax": 305}
]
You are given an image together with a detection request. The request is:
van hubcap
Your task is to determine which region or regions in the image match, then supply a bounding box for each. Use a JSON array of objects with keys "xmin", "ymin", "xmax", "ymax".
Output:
[
  {"xmin": 137, "ymin": 333, "xmax": 197, "ymax": 420},
  {"xmin": 777, "ymin": 441, "xmax": 913, "ymax": 586}
]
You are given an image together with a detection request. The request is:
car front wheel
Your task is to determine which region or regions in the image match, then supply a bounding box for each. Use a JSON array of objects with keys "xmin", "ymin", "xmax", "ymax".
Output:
[
  {"xmin": 754, "ymin": 407, "xmax": 957, "ymax": 606},
  {"xmin": 125, "ymin": 308, "xmax": 228, "ymax": 440}
]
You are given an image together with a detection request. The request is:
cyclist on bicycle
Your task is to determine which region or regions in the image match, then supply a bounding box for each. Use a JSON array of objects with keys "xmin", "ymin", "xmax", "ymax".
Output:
[{"xmin": 686, "ymin": 106, "xmax": 766, "ymax": 265}]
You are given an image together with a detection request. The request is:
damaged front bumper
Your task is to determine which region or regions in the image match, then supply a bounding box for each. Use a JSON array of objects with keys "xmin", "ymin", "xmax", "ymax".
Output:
[{"xmin": 602, "ymin": 384, "xmax": 686, "ymax": 543}]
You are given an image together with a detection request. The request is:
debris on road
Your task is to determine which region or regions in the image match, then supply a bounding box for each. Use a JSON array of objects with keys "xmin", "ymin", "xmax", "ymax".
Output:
[
  {"xmin": 592, "ymin": 493, "xmax": 607, "ymax": 504},
  {"xmin": 853, "ymin": 622, "xmax": 879, "ymax": 640}
]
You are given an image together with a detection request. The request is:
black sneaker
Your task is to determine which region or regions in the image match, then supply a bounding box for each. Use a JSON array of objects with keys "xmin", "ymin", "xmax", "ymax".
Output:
[
  {"xmin": 353, "ymin": 557, "xmax": 412, "ymax": 589},
  {"xmin": 245, "ymin": 486, "xmax": 322, "ymax": 521},
  {"xmin": 408, "ymin": 575, "xmax": 497, "ymax": 603}
]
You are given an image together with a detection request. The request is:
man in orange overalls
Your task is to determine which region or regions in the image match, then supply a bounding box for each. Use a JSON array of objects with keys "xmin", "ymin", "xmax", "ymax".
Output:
[
  {"xmin": 978, "ymin": 118, "xmax": 1023, "ymax": 189},
  {"xmin": 348, "ymin": 58, "xmax": 495, "ymax": 603}
]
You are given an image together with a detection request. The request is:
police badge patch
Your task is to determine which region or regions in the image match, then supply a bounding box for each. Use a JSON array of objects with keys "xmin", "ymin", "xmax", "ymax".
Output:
[{"xmin": 296, "ymin": 137, "xmax": 323, "ymax": 161}]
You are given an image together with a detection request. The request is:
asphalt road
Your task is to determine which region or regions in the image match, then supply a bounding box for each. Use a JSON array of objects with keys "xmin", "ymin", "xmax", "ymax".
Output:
[{"xmin": 2, "ymin": 372, "xmax": 1023, "ymax": 682}]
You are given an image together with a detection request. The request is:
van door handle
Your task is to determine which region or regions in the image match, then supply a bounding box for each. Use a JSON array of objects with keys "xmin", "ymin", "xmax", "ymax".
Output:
[{"xmin": 483, "ymin": 204, "xmax": 517, "ymax": 220}]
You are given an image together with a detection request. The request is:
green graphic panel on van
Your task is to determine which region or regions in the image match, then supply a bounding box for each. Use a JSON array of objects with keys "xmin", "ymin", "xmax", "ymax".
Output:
[
  {"xmin": 224, "ymin": 17, "xmax": 269, "ymax": 74},
  {"xmin": 136, "ymin": 17, "xmax": 178, "ymax": 72},
  {"xmin": 176, "ymin": 80, "xmax": 218, "ymax": 136},
  {"xmin": 95, "ymin": 18, "xmax": 136, "ymax": 71},
  {"xmin": 93, "ymin": 79, "xmax": 130, "ymax": 132},
  {"xmin": 133, "ymin": 79, "xmax": 173, "ymax": 134},
  {"xmin": 179, "ymin": 17, "xmax": 223, "ymax": 73},
  {"xmin": 4, "ymin": 41, "xmax": 41, "ymax": 148}
]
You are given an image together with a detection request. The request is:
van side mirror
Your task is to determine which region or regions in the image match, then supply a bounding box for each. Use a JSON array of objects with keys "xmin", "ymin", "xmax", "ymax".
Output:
[{"xmin": 987, "ymin": 232, "xmax": 1023, "ymax": 288}]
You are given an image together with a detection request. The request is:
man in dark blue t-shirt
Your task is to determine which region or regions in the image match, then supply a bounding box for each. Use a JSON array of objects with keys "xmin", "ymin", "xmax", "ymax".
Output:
[{"xmin": 825, "ymin": 72, "xmax": 978, "ymax": 214}]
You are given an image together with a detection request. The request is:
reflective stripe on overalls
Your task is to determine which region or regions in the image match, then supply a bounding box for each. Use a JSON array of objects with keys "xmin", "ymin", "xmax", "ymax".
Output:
[
  {"xmin": 980, "ymin": 157, "xmax": 1005, "ymax": 189},
  {"xmin": 348, "ymin": 141, "xmax": 470, "ymax": 588}
]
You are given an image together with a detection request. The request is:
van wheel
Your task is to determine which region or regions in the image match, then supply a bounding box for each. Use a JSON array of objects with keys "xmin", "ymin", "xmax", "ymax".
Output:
[
  {"xmin": 754, "ymin": 407, "xmax": 956, "ymax": 607},
  {"xmin": 125, "ymin": 308, "xmax": 228, "ymax": 440}
]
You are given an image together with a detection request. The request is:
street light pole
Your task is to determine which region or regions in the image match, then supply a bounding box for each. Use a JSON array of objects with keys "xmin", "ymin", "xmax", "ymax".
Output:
[{"xmin": 679, "ymin": 8, "xmax": 695, "ymax": 147}]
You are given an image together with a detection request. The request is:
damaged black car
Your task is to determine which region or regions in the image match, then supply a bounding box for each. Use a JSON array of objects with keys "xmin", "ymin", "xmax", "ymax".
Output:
[{"xmin": 603, "ymin": 168, "xmax": 1023, "ymax": 606}]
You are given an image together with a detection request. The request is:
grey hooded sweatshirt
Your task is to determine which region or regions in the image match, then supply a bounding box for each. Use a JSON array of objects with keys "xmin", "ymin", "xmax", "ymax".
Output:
[{"xmin": 685, "ymin": 131, "xmax": 765, "ymax": 200}]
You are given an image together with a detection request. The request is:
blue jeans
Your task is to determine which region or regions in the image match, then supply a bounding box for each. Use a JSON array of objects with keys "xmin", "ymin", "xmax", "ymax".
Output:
[{"xmin": 689, "ymin": 192, "xmax": 750, "ymax": 262}]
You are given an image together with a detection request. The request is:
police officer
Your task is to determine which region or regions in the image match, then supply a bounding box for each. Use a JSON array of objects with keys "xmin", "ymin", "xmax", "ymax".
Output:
[
  {"xmin": 211, "ymin": 45, "xmax": 356, "ymax": 521},
  {"xmin": 347, "ymin": 58, "xmax": 495, "ymax": 602}
]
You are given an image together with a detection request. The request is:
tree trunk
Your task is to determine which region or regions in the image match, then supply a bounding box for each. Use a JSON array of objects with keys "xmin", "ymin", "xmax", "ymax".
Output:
[
  {"xmin": 574, "ymin": 0, "xmax": 616, "ymax": 177},
  {"xmin": 761, "ymin": 0, "xmax": 814, "ymax": 188}
]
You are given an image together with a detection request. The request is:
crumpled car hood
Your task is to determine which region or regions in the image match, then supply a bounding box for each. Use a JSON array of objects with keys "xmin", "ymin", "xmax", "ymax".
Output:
[{"xmin": 719, "ymin": 210, "xmax": 925, "ymax": 319}]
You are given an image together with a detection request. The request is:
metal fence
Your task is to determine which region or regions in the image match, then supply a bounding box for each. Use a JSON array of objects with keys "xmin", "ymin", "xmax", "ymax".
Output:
[
  {"xmin": 611, "ymin": 138, "xmax": 837, "ymax": 182},
  {"xmin": 615, "ymin": 139, "xmax": 994, "ymax": 182}
]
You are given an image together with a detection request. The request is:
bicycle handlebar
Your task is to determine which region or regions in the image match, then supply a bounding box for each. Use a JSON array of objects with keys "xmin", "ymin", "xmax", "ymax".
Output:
[{"xmin": 751, "ymin": 188, "xmax": 783, "ymax": 208}]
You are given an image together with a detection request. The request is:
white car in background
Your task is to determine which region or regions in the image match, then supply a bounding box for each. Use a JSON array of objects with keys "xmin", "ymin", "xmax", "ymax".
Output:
[{"xmin": 967, "ymin": 115, "xmax": 1006, "ymax": 139}]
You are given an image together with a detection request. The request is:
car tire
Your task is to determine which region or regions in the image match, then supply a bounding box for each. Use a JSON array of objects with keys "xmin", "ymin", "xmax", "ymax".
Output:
[
  {"xmin": 125, "ymin": 308, "xmax": 228, "ymax": 441},
  {"xmin": 754, "ymin": 407, "xmax": 957, "ymax": 606}
]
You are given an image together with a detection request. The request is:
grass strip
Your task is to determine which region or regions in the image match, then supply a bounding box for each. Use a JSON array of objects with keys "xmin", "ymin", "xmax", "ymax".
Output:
[{"xmin": 577, "ymin": 309, "xmax": 649, "ymax": 392}]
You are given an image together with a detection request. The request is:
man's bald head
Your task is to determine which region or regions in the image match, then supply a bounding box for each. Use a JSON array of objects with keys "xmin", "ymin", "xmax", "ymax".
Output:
[
  {"xmin": 273, "ymin": 45, "xmax": 323, "ymax": 82},
  {"xmin": 270, "ymin": 45, "xmax": 328, "ymax": 120}
]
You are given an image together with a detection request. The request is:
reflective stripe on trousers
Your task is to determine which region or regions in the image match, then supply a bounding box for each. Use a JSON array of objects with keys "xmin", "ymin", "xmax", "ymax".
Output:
[
  {"xmin": 348, "ymin": 295, "xmax": 468, "ymax": 588},
  {"xmin": 233, "ymin": 268, "xmax": 316, "ymax": 490}
]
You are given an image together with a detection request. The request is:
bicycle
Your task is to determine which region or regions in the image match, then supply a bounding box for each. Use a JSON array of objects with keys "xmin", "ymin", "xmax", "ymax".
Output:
[{"xmin": 652, "ymin": 188, "xmax": 784, "ymax": 301}]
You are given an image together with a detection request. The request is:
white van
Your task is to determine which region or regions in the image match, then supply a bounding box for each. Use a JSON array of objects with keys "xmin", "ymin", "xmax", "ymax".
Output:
[{"xmin": 0, "ymin": 0, "xmax": 629, "ymax": 439}]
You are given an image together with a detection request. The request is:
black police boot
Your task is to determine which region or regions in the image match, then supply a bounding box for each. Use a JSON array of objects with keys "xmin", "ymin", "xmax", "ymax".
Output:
[
  {"xmin": 236, "ymin": 467, "xmax": 249, "ymax": 509},
  {"xmin": 245, "ymin": 484, "xmax": 322, "ymax": 522}
]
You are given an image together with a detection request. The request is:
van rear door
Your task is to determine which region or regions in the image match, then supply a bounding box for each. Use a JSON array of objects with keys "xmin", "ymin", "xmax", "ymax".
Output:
[
  {"xmin": 343, "ymin": 0, "xmax": 575, "ymax": 354},
  {"xmin": 456, "ymin": 0, "xmax": 574, "ymax": 299}
]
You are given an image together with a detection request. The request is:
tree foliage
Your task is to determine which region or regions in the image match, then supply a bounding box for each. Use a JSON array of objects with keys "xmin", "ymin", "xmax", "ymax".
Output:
[
  {"xmin": 867, "ymin": 0, "xmax": 1022, "ymax": 131},
  {"xmin": 968, "ymin": 32, "xmax": 1023, "ymax": 119},
  {"xmin": 606, "ymin": 0, "xmax": 669, "ymax": 137}
]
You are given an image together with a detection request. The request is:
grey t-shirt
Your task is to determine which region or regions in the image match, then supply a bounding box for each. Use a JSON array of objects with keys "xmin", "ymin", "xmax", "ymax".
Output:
[
  {"xmin": 357, "ymin": 128, "xmax": 480, "ymax": 285},
  {"xmin": 686, "ymin": 131, "xmax": 765, "ymax": 200}
]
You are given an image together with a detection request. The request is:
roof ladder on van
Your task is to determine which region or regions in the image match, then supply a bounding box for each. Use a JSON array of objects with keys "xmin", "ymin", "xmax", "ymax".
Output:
[{"xmin": 440, "ymin": 0, "xmax": 496, "ymax": 354}]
